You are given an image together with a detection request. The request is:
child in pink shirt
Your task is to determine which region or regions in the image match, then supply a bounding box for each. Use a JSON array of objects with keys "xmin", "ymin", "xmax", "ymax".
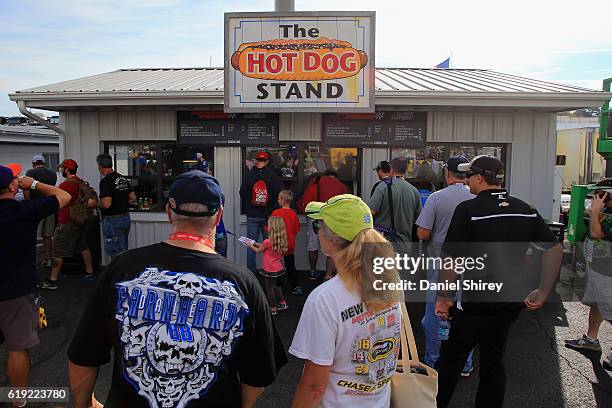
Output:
[{"xmin": 247, "ymin": 216, "xmax": 288, "ymax": 315}]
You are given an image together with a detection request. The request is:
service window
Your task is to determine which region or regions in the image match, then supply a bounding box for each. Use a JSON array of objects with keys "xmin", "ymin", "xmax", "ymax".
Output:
[
  {"xmin": 390, "ymin": 143, "xmax": 507, "ymax": 191},
  {"xmin": 106, "ymin": 143, "xmax": 214, "ymax": 212},
  {"xmin": 241, "ymin": 144, "xmax": 361, "ymax": 213}
]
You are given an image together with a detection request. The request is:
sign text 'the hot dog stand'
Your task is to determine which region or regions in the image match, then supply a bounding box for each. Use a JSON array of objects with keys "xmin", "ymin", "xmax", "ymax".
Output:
[{"xmin": 224, "ymin": 12, "xmax": 375, "ymax": 112}]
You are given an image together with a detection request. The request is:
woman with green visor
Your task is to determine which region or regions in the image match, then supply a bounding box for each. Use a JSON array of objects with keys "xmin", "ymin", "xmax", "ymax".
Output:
[{"xmin": 289, "ymin": 194, "xmax": 404, "ymax": 407}]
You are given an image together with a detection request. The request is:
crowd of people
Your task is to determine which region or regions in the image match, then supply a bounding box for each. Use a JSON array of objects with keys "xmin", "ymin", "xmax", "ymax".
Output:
[{"xmin": 0, "ymin": 149, "xmax": 610, "ymax": 408}]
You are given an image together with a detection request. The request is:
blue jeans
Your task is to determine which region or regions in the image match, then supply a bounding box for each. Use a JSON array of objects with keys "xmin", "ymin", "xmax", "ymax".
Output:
[
  {"xmin": 421, "ymin": 268, "xmax": 474, "ymax": 371},
  {"xmin": 102, "ymin": 214, "xmax": 131, "ymax": 257},
  {"xmin": 246, "ymin": 217, "xmax": 267, "ymax": 272}
]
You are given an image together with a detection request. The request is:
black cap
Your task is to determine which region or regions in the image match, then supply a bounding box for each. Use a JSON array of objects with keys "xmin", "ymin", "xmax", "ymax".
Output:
[
  {"xmin": 444, "ymin": 156, "xmax": 469, "ymax": 173},
  {"xmin": 373, "ymin": 160, "xmax": 391, "ymax": 173},
  {"xmin": 458, "ymin": 155, "xmax": 504, "ymax": 180},
  {"xmin": 168, "ymin": 171, "xmax": 222, "ymax": 217}
]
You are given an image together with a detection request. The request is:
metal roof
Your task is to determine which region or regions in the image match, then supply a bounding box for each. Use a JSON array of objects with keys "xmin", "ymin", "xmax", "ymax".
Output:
[
  {"xmin": 14, "ymin": 67, "xmax": 601, "ymax": 94},
  {"xmin": 0, "ymin": 124, "xmax": 59, "ymax": 144},
  {"xmin": 9, "ymin": 67, "xmax": 610, "ymax": 112}
]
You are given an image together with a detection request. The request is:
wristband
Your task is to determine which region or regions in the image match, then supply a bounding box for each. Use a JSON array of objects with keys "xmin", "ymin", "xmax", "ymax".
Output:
[{"xmin": 31, "ymin": 180, "xmax": 38, "ymax": 190}]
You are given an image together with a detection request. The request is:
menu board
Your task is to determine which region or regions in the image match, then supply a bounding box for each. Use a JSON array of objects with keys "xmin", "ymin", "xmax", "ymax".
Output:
[
  {"xmin": 322, "ymin": 111, "xmax": 427, "ymax": 147},
  {"xmin": 178, "ymin": 111, "xmax": 279, "ymax": 146}
]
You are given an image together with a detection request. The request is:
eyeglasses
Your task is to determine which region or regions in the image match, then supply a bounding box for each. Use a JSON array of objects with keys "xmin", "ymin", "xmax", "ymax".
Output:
[{"xmin": 312, "ymin": 220, "xmax": 320, "ymax": 235}]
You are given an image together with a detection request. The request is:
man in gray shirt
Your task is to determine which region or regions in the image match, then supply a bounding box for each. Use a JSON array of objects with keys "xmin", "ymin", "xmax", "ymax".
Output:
[
  {"xmin": 368, "ymin": 157, "xmax": 421, "ymax": 243},
  {"xmin": 416, "ymin": 156, "xmax": 476, "ymax": 375}
]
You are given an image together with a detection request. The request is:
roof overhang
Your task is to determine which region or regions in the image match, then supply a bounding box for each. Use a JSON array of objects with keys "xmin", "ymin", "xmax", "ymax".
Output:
[{"xmin": 9, "ymin": 90, "xmax": 611, "ymax": 113}]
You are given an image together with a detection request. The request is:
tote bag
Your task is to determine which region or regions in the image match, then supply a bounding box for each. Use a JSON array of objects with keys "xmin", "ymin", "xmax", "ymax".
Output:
[{"xmin": 391, "ymin": 302, "xmax": 438, "ymax": 408}]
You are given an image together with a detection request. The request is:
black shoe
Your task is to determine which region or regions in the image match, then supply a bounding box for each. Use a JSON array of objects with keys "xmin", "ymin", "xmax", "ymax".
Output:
[
  {"xmin": 39, "ymin": 279, "xmax": 58, "ymax": 290},
  {"xmin": 81, "ymin": 272, "xmax": 96, "ymax": 280}
]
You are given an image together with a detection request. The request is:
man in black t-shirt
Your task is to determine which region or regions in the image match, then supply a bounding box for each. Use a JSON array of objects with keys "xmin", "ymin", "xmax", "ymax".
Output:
[
  {"xmin": 434, "ymin": 156, "xmax": 563, "ymax": 408},
  {"xmin": 0, "ymin": 163, "xmax": 70, "ymax": 403},
  {"xmin": 25, "ymin": 155, "xmax": 58, "ymax": 267},
  {"xmin": 96, "ymin": 154, "xmax": 136, "ymax": 258},
  {"xmin": 68, "ymin": 170, "xmax": 287, "ymax": 408}
]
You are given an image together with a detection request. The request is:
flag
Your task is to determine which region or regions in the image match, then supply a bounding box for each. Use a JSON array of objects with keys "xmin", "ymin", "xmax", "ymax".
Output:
[{"xmin": 435, "ymin": 57, "xmax": 450, "ymax": 69}]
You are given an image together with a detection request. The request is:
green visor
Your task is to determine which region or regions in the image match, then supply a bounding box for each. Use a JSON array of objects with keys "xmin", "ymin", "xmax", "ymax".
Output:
[{"xmin": 305, "ymin": 194, "xmax": 373, "ymax": 241}]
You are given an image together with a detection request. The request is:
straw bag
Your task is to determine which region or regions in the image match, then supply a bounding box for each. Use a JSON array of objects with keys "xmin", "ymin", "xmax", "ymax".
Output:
[{"xmin": 391, "ymin": 302, "xmax": 438, "ymax": 408}]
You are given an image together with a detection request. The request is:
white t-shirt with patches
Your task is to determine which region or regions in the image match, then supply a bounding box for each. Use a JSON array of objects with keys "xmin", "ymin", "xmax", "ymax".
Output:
[{"xmin": 289, "ymin": 276, "xmax": 401, "ymax": 408}]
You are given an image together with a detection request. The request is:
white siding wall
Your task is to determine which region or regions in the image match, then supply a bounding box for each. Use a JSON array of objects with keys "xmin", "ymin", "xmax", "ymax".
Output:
[
  {"xmin": 60, "ymin": 109, "xmax": 557, "ymax": 266},
  {"xmin": 427, "ymin": 111, "xmax": 557, "ymax": 218},
  {"xmin": 0, "ymin": 144, "xmax": 59, "ymax": 179}
]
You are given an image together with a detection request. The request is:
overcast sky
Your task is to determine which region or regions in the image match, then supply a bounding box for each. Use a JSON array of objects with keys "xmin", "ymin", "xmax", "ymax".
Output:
[{"xmin": 1, "ymin": 0, "xmax": 611, "ymax": 115}]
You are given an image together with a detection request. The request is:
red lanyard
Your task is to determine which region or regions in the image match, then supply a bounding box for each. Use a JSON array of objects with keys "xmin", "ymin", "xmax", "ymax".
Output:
[{"xmin": 168, "ymin": 232, "xmax": 215, "ymax": 250}]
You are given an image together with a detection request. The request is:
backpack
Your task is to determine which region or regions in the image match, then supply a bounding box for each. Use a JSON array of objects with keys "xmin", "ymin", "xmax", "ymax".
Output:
[
  {"xmin": 67, "ymin": 178, "xmax": 99, "ymax": 224},
  {"xmin": 251, "ymin": 179, "xmax": 269, "ymax": 207}
]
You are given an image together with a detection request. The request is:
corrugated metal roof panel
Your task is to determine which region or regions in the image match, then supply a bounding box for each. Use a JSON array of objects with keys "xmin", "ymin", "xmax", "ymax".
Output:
[{"xmin": 15, "ymin": 67, "xmax": 603, "ymax": 94}]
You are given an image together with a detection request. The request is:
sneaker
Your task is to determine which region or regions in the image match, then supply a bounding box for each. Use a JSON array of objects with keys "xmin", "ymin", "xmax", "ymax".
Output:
[
  {"xmin": 40, "ymin": 259, "xmax": 52, "ymax": 267},
  {"xmin": 38, "ymin": 279, "xmax": 58, "ymax": 290},
  {"xmin": 271, "ymin": 307, "xmax": 278, "ymax": 316},
  {"xmin": 460, "ymin": 366, "xmax": 474, "ymax": 377},
  {"xmin": 81, "ymin": 272, "xmax": 96, "ymax": 280},
  {"xmin": 565, "ymin": 335, "xmax": 602, "ymax": 352},
  {"xmin": 308, "ymin": 271, "xmax": 318, "ymax": 280},
  {"xmin": 290, "ymin": 286, "xmax": 303, "ymax": 296},
  {"xmin": 603, "ymin": 353, "xmax": 612, "ymax": 371},
  {"xmin": 277, "ymin": 300, "xmax": 289, "ymax": 311}
]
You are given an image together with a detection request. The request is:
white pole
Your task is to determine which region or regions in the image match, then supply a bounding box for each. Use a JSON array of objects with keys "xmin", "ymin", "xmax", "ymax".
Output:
[{"xmin": 275, "ymin": 0, "xmax": 295, "ymax": 12}]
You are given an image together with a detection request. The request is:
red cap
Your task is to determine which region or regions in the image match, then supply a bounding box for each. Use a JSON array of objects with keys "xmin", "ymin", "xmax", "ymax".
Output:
[
  {"xmin": 5, "ymin": 163, "xmax": 22, "ymax": 177},
  {"xmin": 60, "ymin": 159, "xmax": 78, "ymax": 171},
  {"xmin": 255, "ymin": 151, "xmax": 270, "ymax": 160}
]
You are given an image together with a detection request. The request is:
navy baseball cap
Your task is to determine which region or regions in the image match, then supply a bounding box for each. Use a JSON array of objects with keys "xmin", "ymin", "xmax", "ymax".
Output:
[
  {"xmin": 373, "ymin": 160, "xmax": 391, "ymax": 172},
  {"xmin": 444, "ymin": 156, "xmax": 469, "ymax": 173},
  {"xmin": 168, "ymin": 171, "xmax": 222, "ymax": 217},
  {"xmin": 458, "ymin": 155, "xmax": 505, "ymax": 180}
]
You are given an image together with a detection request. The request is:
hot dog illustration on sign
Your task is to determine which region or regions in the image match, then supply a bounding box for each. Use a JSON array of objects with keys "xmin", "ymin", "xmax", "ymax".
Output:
[{"xmin": 231, "ymin": 37, "xmax": 368, "ymax": 81}]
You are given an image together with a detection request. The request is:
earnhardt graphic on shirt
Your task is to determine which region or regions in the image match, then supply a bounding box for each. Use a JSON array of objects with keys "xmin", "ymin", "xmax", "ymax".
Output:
[
  {"xmin": 115, "ymin": 268, "xmax": 250, "ymax": 408},
  {"xmin": 338, "ymin": 303, "xmax": 401, "ymax": 396}
]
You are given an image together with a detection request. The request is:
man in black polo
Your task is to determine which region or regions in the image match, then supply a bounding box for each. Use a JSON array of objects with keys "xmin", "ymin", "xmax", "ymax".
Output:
[{"xmin": 435, "ymin": 155, "xmax": 563, "ymax": 408}]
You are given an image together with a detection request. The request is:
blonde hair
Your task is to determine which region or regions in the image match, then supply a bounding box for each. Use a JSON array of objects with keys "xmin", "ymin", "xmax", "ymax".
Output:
[
  {"xmin": 267, "ymin": 216, "xmax": 288, "ymax": 255},
  {"xmin": 278, "ymin": 189, "xmax": 293, "ymax": 204},
  {"xmin": 322, "ymin": 225, "xmax": 403, "ymax": 312}
]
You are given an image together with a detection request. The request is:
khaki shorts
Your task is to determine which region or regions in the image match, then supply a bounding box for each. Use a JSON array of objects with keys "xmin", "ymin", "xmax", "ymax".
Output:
[
  {"xmin": 38, "ymin": 213, "xmax": 56, "ymax": 238},
  {"xmin": 583, "ymin": 264, "xmax": 612, "ymax": 321},
  {"xmin": 53, "ymin": 222, "xmax": 89, "ymax": 258},
  {"xmin": 0, "ymin": 293, "xmax": 39, "ymax": 351},
  {"xmin": 306, "ymin": 218, "xmax": 320, "ymax": 252}
]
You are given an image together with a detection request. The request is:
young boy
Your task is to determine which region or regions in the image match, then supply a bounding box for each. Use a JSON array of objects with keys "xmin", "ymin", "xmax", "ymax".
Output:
[{"xmin": 271, "ymin": 190, "xmax": 302, "ymax": 295}]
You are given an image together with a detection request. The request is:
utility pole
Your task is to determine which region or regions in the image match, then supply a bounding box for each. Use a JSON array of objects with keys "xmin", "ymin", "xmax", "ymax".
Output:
[{"xmin": 275, "ymin": 0, "xmax": 295, "ymax": 12}]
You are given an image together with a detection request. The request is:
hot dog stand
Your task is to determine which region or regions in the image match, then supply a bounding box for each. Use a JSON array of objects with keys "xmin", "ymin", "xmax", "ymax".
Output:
[{"xmin": 9, "ymin": 11, "xmax": 611, "ymax": 269}]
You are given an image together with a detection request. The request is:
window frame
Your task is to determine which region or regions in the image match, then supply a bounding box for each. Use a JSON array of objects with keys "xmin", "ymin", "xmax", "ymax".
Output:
[
  {"xmin": 390, "ymin": 142, "xmax": 508, "ymax": 187},
  {"xmin": 104, "ymin": 142, "xmax": 214, "ymax": 212},
  {"xmin": 241, "ymin": 143, "xmax": 363, "ymax": 212}
]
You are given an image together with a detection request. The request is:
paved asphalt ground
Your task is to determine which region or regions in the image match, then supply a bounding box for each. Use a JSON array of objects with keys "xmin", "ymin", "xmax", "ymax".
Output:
[{"xmin": 1, "ymin": 260, "xmax": 611, "ymax": 408}]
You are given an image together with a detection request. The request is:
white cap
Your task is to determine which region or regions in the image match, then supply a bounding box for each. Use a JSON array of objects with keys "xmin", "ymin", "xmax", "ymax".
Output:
[{"xmin": 32, "ymin": 154, "xmax": 45, "ymax": 163}]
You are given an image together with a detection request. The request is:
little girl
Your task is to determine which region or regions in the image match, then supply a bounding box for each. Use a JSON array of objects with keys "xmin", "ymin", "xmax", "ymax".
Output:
[{"xmin": 247, "ymin": 216, "xmax": 288, "ymax": 315}]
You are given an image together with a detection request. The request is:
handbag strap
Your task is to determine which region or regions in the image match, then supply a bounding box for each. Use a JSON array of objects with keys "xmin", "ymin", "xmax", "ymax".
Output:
[
  {"xmin": 386, "ymin": 179, "xmax": 396, "ymax": 232},
  {"xmin": 399, "ymin": 302, "xmax": 421, "ymax": 367}
]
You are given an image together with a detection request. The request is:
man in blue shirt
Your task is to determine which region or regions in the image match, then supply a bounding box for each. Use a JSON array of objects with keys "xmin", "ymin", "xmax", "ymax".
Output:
[{"xmin": 416, "ymin": 156, "xmax": 475, "ymax": 375}]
